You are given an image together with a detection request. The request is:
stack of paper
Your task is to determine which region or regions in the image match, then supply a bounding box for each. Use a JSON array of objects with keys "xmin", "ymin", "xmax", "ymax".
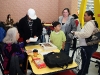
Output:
[{"xmin": 29, "ymin": 37, "xmax": 38, "ymax": 42}]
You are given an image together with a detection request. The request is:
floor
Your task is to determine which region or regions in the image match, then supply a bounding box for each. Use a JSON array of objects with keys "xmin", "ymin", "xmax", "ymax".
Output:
[{"xmin": 0, "ymin": 35, "xmax": 100, "ymax": 75}]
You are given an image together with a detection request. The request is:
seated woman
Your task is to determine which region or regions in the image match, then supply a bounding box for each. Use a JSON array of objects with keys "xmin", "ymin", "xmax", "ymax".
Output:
[{"xmin": 2, "ymin": 27, "xmax": 26, "ymax": 72}]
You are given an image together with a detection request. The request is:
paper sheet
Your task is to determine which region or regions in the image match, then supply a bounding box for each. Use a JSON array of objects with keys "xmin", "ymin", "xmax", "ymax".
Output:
[{"xmin": 29, "ymin": 37, "xmax": 38, "ymax": 42}]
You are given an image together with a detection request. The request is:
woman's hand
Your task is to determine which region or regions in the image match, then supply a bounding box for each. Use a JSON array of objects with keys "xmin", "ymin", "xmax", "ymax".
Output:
[{"xmin": 71, "ymin": 31, "xmax": 75, "ymax": 35}]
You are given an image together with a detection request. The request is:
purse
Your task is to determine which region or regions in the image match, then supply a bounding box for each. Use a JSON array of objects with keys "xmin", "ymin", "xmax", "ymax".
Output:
[
  {"xmin": 85, "ymin": 21, "xmax": 100, "ymax": 46},
  {"xmin": 43, "ymin": 52, "xmax": 73, "ymax": 68}
]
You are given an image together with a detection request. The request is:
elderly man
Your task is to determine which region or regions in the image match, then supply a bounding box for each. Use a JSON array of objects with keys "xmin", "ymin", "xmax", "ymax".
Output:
[{"xmin": 17, "ymin": 8, "xmax": 43, "ymax": 46}]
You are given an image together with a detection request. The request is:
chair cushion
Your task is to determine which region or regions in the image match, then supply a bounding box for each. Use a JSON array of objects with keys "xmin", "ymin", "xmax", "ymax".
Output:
[
  {"xmin": 54, "ymin": 70, "xmax": 76, "ymax": 75},
  {"xmin": 4, "ymin": 70, "xmax": 9, "ymax": 74},
  {"xmin": 92, "ymin": 52, "xmax": 100, "ymax": 59},
  {"xmin": 49, "ymin": 26, "xmax": 54, "ymax": 30},
  {"xmin": 18, "ymin": 37, "xmax": 23, "ymax": 42}
]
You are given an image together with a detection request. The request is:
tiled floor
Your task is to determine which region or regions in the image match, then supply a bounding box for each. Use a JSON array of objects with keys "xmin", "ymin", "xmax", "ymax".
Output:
[{"xmin": 0, "ymin": 35, "xmax": 100, "ymax": 75}]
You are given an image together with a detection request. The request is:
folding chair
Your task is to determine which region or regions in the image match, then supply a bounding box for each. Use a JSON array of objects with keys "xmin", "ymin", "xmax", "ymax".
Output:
[
  {"xmin": 54, "ymin": 47, "xmax": 87, "ymax": 75},
  {"xmin": 0, "ymin": 43, "xmax": 9, "ymax": 75},
  {"xmin": 91, "ymin": 52, "xmax": 100, "ymax": 75}
]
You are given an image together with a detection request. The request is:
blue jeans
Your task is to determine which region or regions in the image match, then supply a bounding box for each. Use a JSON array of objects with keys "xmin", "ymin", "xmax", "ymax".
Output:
[
  {"xmin": 64, "ymin": 43, "xmax": 71, "ymax": 55},
  {"xmin": 40, "ymin": 34, "xmax": 46, "ymax": 43},
  {"xmin": 77, "ymin": 44, "xmax": 98, "ymax": 75}
]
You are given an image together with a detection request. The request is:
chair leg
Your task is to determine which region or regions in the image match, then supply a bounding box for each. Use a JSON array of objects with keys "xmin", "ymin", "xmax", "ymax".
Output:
[{"xmin": 98, "ymin": 64, "xmax": 100, "ymax": 75}]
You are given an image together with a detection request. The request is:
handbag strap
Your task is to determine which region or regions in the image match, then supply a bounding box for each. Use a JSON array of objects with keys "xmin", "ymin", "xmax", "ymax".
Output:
[{"xmin": 90, "ymin": 21, "xmax": 99, "ymax": 35}]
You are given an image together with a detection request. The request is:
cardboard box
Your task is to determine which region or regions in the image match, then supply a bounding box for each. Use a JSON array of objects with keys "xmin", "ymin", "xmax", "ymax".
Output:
[
  {"xmin": 39, "ymin": 43, "xmax": 57, "ymax": 50},
  {"xmin": 33, "ymin": 58, "xmax": 46, "ymax": 69}
]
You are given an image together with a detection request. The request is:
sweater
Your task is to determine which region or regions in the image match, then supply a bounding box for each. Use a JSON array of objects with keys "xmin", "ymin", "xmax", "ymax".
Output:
[
  {"xmin": 2, "ymin": 43, "xmax": 25, "ymax": 70},
  {"xmin": 75, "ymin": 20, "xmax": 95, "ymax": 46},
  {"xmin": 58, "ymin": 15, "xmax": 77, "ymax": 43}
]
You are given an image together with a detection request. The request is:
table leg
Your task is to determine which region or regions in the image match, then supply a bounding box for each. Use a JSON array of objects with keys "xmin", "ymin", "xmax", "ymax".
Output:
[{"xmin": 26, "ymin": 56, "xmax": 29, "ymax": 75}]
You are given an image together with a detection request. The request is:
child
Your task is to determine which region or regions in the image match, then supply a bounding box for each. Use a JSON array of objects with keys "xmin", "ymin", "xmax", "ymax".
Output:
[{"xmin": 50, "ymin": 21, "xmax": 66, "ymax": 51}]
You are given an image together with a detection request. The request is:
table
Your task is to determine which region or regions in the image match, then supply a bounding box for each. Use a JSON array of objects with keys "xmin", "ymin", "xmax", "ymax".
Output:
[
  {"xmin": 25, "ymin": 45, "xmax": 78, "ymax": 75},
  {"xmin": 44, "ymin": 23, "xmax": 52, "ymax": 26},
  {"xmin": 43, "ymin": 23, "xmax": 54, "ymax": 31}
]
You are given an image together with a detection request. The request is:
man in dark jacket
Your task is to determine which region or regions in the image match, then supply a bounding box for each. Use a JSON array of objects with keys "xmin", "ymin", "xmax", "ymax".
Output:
[{"xmin": 17, "ymin": 8, "xmax": 43, "ymax": 45}]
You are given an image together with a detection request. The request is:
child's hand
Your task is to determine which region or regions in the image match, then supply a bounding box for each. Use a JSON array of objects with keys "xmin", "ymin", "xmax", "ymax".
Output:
[
  {"xmin": 62, "ymin": 42, "xmax": 65, "ymax": 50},
  {"xmin": 62, "ymin": 46, "xmax": 65, "ymax": 50},
  {"xmin": 62, "ymin": 48, "xmax": 64, "ymax": 50}
]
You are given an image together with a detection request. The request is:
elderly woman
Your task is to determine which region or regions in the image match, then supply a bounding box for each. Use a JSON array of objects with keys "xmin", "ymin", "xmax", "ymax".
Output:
[
  {"xmin": 2, "ymin": 27, "xmax": 25, "ymax": 72},
  {"xmin": 58, "ymin": 8, "xmax": 76, "ymax": 55},
  {"xmin": 72, "ymin": 10, "xmax": 98, "ymax": 75}
]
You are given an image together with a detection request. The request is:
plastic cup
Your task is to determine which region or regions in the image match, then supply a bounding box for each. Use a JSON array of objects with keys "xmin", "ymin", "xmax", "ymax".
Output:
[{"xmin": 33, "ymin": 49, "xmax": 38, "ymax": 57}]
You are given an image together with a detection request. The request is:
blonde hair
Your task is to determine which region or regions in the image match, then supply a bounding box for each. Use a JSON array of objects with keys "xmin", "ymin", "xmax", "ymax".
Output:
[{"xmin": 3, "ymin": 27, "xmax": 18, "ymax": 44}]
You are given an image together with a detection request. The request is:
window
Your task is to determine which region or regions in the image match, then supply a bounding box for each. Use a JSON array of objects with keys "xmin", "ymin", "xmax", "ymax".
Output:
[{"xmin": 78, "ymin": 0, "xmax": 94, "ymax": 12}]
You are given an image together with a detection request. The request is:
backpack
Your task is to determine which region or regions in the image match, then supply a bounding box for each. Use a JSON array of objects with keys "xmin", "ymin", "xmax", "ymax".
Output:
[
  {"xmin": 44, "ymin": 52, "xmax": 73, "ymax": 68},
  {"xmin": 0, "ymin": 27, "xmax": 6, "ymax": 42}
]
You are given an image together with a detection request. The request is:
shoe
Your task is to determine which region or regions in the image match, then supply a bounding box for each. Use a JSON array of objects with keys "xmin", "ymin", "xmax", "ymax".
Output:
[{"xmin": 27, "ymin": 69, "xmax": 32, "ymax": 75}]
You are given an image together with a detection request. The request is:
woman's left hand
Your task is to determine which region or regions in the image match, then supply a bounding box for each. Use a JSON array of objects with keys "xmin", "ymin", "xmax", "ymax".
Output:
[{"xmin": 71, "ymin": 31, "xmax": 75, "ymax": 35}]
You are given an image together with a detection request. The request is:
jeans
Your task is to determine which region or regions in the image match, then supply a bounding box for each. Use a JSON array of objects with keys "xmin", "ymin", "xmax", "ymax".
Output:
[
  {"xmin": 64, "ymin": 43, "xmax": 71, "ymax": 55},
  {"xmin": 77, "ymin": 44, "xmax": 98, "ymax": 75},
  {"xmin": 40, "ymin": 34, "xmax": 46, "ymax": 43}
]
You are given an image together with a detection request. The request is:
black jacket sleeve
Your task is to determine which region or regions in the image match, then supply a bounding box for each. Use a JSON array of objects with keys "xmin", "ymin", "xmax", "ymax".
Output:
[
  {"xmin": 17, "ymin": 17, "xmax": 25, "ymax": 38},
  {"xmin": 35, "ymin": 18, "xmax": 43, "ymax": 36}
]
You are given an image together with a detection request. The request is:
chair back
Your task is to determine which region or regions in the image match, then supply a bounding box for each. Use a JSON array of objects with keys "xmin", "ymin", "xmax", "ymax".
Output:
[
  {"xmin": 72, "ymin": 47, "xmax": 87, "ymax": 74},
  {"xmin": 0, "ymin": 50, "xmax": 5, "ymax": 75}
]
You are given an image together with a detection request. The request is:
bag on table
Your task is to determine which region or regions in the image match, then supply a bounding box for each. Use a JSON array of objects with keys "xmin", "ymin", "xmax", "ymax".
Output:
[
  {"xmin": 85, "ymin": 21, "xmax": 100, "ymax": 46},
  {"xmin": 43, "ymin": 52, "xmax": 73, "ymax": 68}
]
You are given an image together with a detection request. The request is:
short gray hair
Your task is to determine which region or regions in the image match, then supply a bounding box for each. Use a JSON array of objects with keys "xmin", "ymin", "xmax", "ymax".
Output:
[{"xmin": 3, "ymin": 27, "xmax": 18, "ymax": 44}]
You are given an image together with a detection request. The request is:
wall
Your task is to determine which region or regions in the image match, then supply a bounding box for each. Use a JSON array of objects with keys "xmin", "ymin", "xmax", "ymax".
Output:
[
  {"xmin": 0, "ymin": 0, "xmax": 58, "ymax": 23},
  {"xmin": 0, "ymin": 0, "xmax": 78, "ymax": 23},
  {"xmin": 58, "ymin": 0, "xmax": 78, "ymax": 16},
  {"xmin": 71, "ymin": 0, "xmax": 78, "ymax": 15},
  {"xmin": 58, "ymin": 0, "xmax": 71, "ymax": 16}
]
